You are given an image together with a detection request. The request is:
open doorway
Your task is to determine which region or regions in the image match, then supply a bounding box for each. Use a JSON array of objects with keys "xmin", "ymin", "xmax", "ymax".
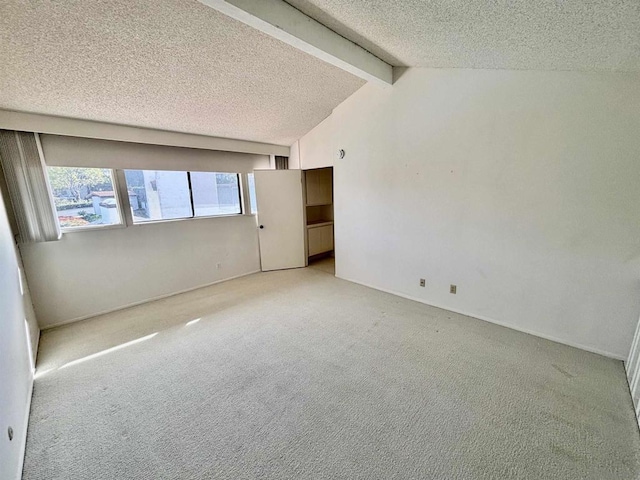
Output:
[
  {"xmin": 304, "ymin": 167, "xmax": 334, "ymax": 275},
  {"xmin": 308, "ymin": 256, "xmax": 334, "ymax": 274}
]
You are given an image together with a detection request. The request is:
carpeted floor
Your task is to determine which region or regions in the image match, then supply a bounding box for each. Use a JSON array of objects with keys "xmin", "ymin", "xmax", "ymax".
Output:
[
  {"xmin": 308, "ymin": 256, "xmax": 335, "ymax": 275},
  {"xmin": 23, "ymin": 266, "xmax": 640, "ymax": 479}
]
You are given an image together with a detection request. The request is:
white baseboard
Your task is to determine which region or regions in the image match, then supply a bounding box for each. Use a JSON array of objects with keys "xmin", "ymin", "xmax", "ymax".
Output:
[
  {"xmin": 33, "ymin": 329, "xmax": 40, "ymax": 366},
  {"xmin": 42, "ymin": 270, "xmax": 261, "ymax": 330},
  {"xmin": 16, "ymin": 372, "xmax": 34, "ymax": 480},
  {"xmin": 337, "ymin": 275, "xmax": 626, "ymax": 361}
]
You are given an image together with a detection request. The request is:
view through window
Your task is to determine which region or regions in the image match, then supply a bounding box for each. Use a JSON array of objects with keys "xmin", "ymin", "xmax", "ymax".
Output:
[
  {"xmin": 247, "ymin": 173, "xmax": 257, "ymax": 214},
  {"xmin": 124, "ymin": 170, "xmax": 242, "ymax": 223},
  {"xmin": 124, "ymin": 170, "xmax": 192, "ymax": 223},
  {"xmin": 47, "ymin": 167, "xmax": 122, "ymax": 229},
  {"xmin": 191, "ymin": 172, "xmax": 241, "ymax": 217}
]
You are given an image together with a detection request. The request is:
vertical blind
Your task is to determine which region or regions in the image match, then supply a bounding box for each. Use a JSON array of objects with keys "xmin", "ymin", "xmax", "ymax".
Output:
[
  {"xmin": 0, "ymin": 130, "xmax": 60, "ymax": 243},
  {"xmin": 275, "ymin": 156, "xmax": 289, "ymax": 170},
  {"xmin": 626, "ymin": 315, "xmax": 640, "ymax": 426}
]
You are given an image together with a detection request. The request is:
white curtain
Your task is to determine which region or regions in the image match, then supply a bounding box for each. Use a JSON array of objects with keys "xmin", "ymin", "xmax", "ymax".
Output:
[
  {"xmin": 626, "ymin": 315, "xmax": 640, "ymax": 427},
  {"xmin": 0, "ymin": 130, "xmax": 60, "ymax": 243}
]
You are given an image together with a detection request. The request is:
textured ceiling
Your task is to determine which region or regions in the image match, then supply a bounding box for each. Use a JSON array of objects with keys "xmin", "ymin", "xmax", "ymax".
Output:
[
  {"xmin": 286, "ymin": 0, "xmax": 640, "ymax": 71},
  {"xmin": 0, "ymin": 0, "xmax": 364, "ymax": 146}
]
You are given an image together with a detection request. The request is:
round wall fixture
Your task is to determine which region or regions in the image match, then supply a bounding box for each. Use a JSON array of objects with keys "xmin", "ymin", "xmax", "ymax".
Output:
[{"xmin": 337, "ymin": 149, "xmax": 345, "ymax": 160}]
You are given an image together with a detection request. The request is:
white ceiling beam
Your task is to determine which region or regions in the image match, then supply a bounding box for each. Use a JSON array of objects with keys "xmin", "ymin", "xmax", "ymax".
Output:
[{"xmin": 198, "ymin": 0, "xmax": 393, "ymax": 87}]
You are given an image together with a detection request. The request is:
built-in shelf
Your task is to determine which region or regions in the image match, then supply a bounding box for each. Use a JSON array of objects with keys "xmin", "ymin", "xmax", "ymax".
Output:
[
  {"xmin": 305, "ymin": 168, "xmax": 332, "ymax": 207},
  {"xmin": 306, "ymin": 220, "xmax": 334, "ymax": 228},
  {"xmin": 304, "ymin": 167, "xmax": 334, "ymax": 258}
]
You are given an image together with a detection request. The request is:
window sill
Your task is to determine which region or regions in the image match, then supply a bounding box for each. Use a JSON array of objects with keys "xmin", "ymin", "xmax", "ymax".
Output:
[
  {"xmin": 60, "ymin": 213, "xmax": 254, "ymax": 232},
  {"xmin": 130, "ymin": 212, "xmax": 248, "ymax": 227},
  {"xmin": 61, "ymin": 223, "xmax": 126, "ymax": 234}
]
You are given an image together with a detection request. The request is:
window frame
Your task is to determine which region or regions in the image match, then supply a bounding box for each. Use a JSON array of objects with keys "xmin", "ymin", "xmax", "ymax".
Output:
[
  {"xmin": 247, "ymin": 172, "xmax": 258, "ymax": 215},
  {"xmin": 47, "ymin": 166, "xmax": 126, "ymax": 233},
  {"xmin": 122, "ymin": 169, "xmax": 245, "ymax": 227},
  {"xmin": 190, "ymin": 172, "xmax": 244, "ymax": 219},
  {"xmin": 124, "ymin": 169, "xmax": 194, "ymax": 225},
  {"xmin": 47, "ymin": 167, "xmax": 251, "ymax": 234}
]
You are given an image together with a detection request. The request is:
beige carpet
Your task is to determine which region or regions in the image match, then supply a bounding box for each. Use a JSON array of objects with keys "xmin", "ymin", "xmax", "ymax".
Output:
[
  {"xmin": 308, "ymin": 256, "xmax": 335, "ymax": 275},
  {"xmin": 23, "ymin": 266, "xmax": 640, "ymax": 479}
]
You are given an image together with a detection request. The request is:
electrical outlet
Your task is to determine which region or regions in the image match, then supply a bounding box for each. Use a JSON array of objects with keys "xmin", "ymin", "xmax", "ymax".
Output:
[
  {"xmin": 419, "ymin": 278, "xmax": 426, "ymax": 287},
  {"xmin": 216, "ymin": 263, "xmax": 221, "ymax": 269},
  {"xmin": 450, "ymin": 284, "xmax": 457, "ymax": 294}
]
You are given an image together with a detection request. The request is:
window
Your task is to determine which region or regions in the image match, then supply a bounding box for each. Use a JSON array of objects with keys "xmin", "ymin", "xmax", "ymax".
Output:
[
  {"xmin": 124, "ymin": 170, "xmax": 242, "ymax": 223},
  {"xmin": 191, "ymin": 172, "xmax": 241, "ymax": 216},
  {"xmin": 47, "ymin": 167, "xmax": 122, "ymax": 229},
  {"xmin": 247, "ymin": 173, "xmax": 257, "ymax": 214},
  {"xmin": 124, "ymin": 170, "xmax": 192, "ymax": 223}
]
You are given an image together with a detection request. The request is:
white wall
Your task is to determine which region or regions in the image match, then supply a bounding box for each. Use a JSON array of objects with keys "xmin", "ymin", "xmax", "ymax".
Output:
[
  {"xmin": 298, "ymin": 67, "xmax": 640, "ymax": 359},
  {"xmin": 0, "ymin": 164, "xmax": 39, "ymax": 357},
  {"xmin": 41, "ymin": 134, "xmax": 268, "ymax": 173},
  {"xmin": 0, "ymin": 184, "xmax": 36, "ymax": 480},
  {"xmin": 19, "ymin": 215, "xmax": 261, "ymax": 328},
  {"xmin": 298, "ymin": 115, "xmax": 335, "ymax": 170},
  {"xmin": 288, "ymin": 141, "xmax": 301, "ymax": 169},
  {"xmin": 16, "ymin": 135, "xmax": 269, "ymax": 328},
  {"xmin": 0, "ymin": 109, "xmax": 289, "ymax": 156}
]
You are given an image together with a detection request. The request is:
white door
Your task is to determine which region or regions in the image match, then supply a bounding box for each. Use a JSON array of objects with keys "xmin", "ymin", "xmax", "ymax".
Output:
[{"xmin": 254, "ymin": 169, "xmax": 306, "ymax": 271}]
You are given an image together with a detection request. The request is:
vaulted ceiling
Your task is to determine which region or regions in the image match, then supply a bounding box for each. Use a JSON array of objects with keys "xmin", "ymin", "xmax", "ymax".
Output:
[
  {"xmin": 0, "ymin": 0, "xmax": 364, "ymax": 146},
  {"xmin": 1, "ymin": 0, "xmax": 637, "ymax": 147},
  {"xmin": 287, "ymin": 0, "xmax": 640, "ymax": 71}
]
